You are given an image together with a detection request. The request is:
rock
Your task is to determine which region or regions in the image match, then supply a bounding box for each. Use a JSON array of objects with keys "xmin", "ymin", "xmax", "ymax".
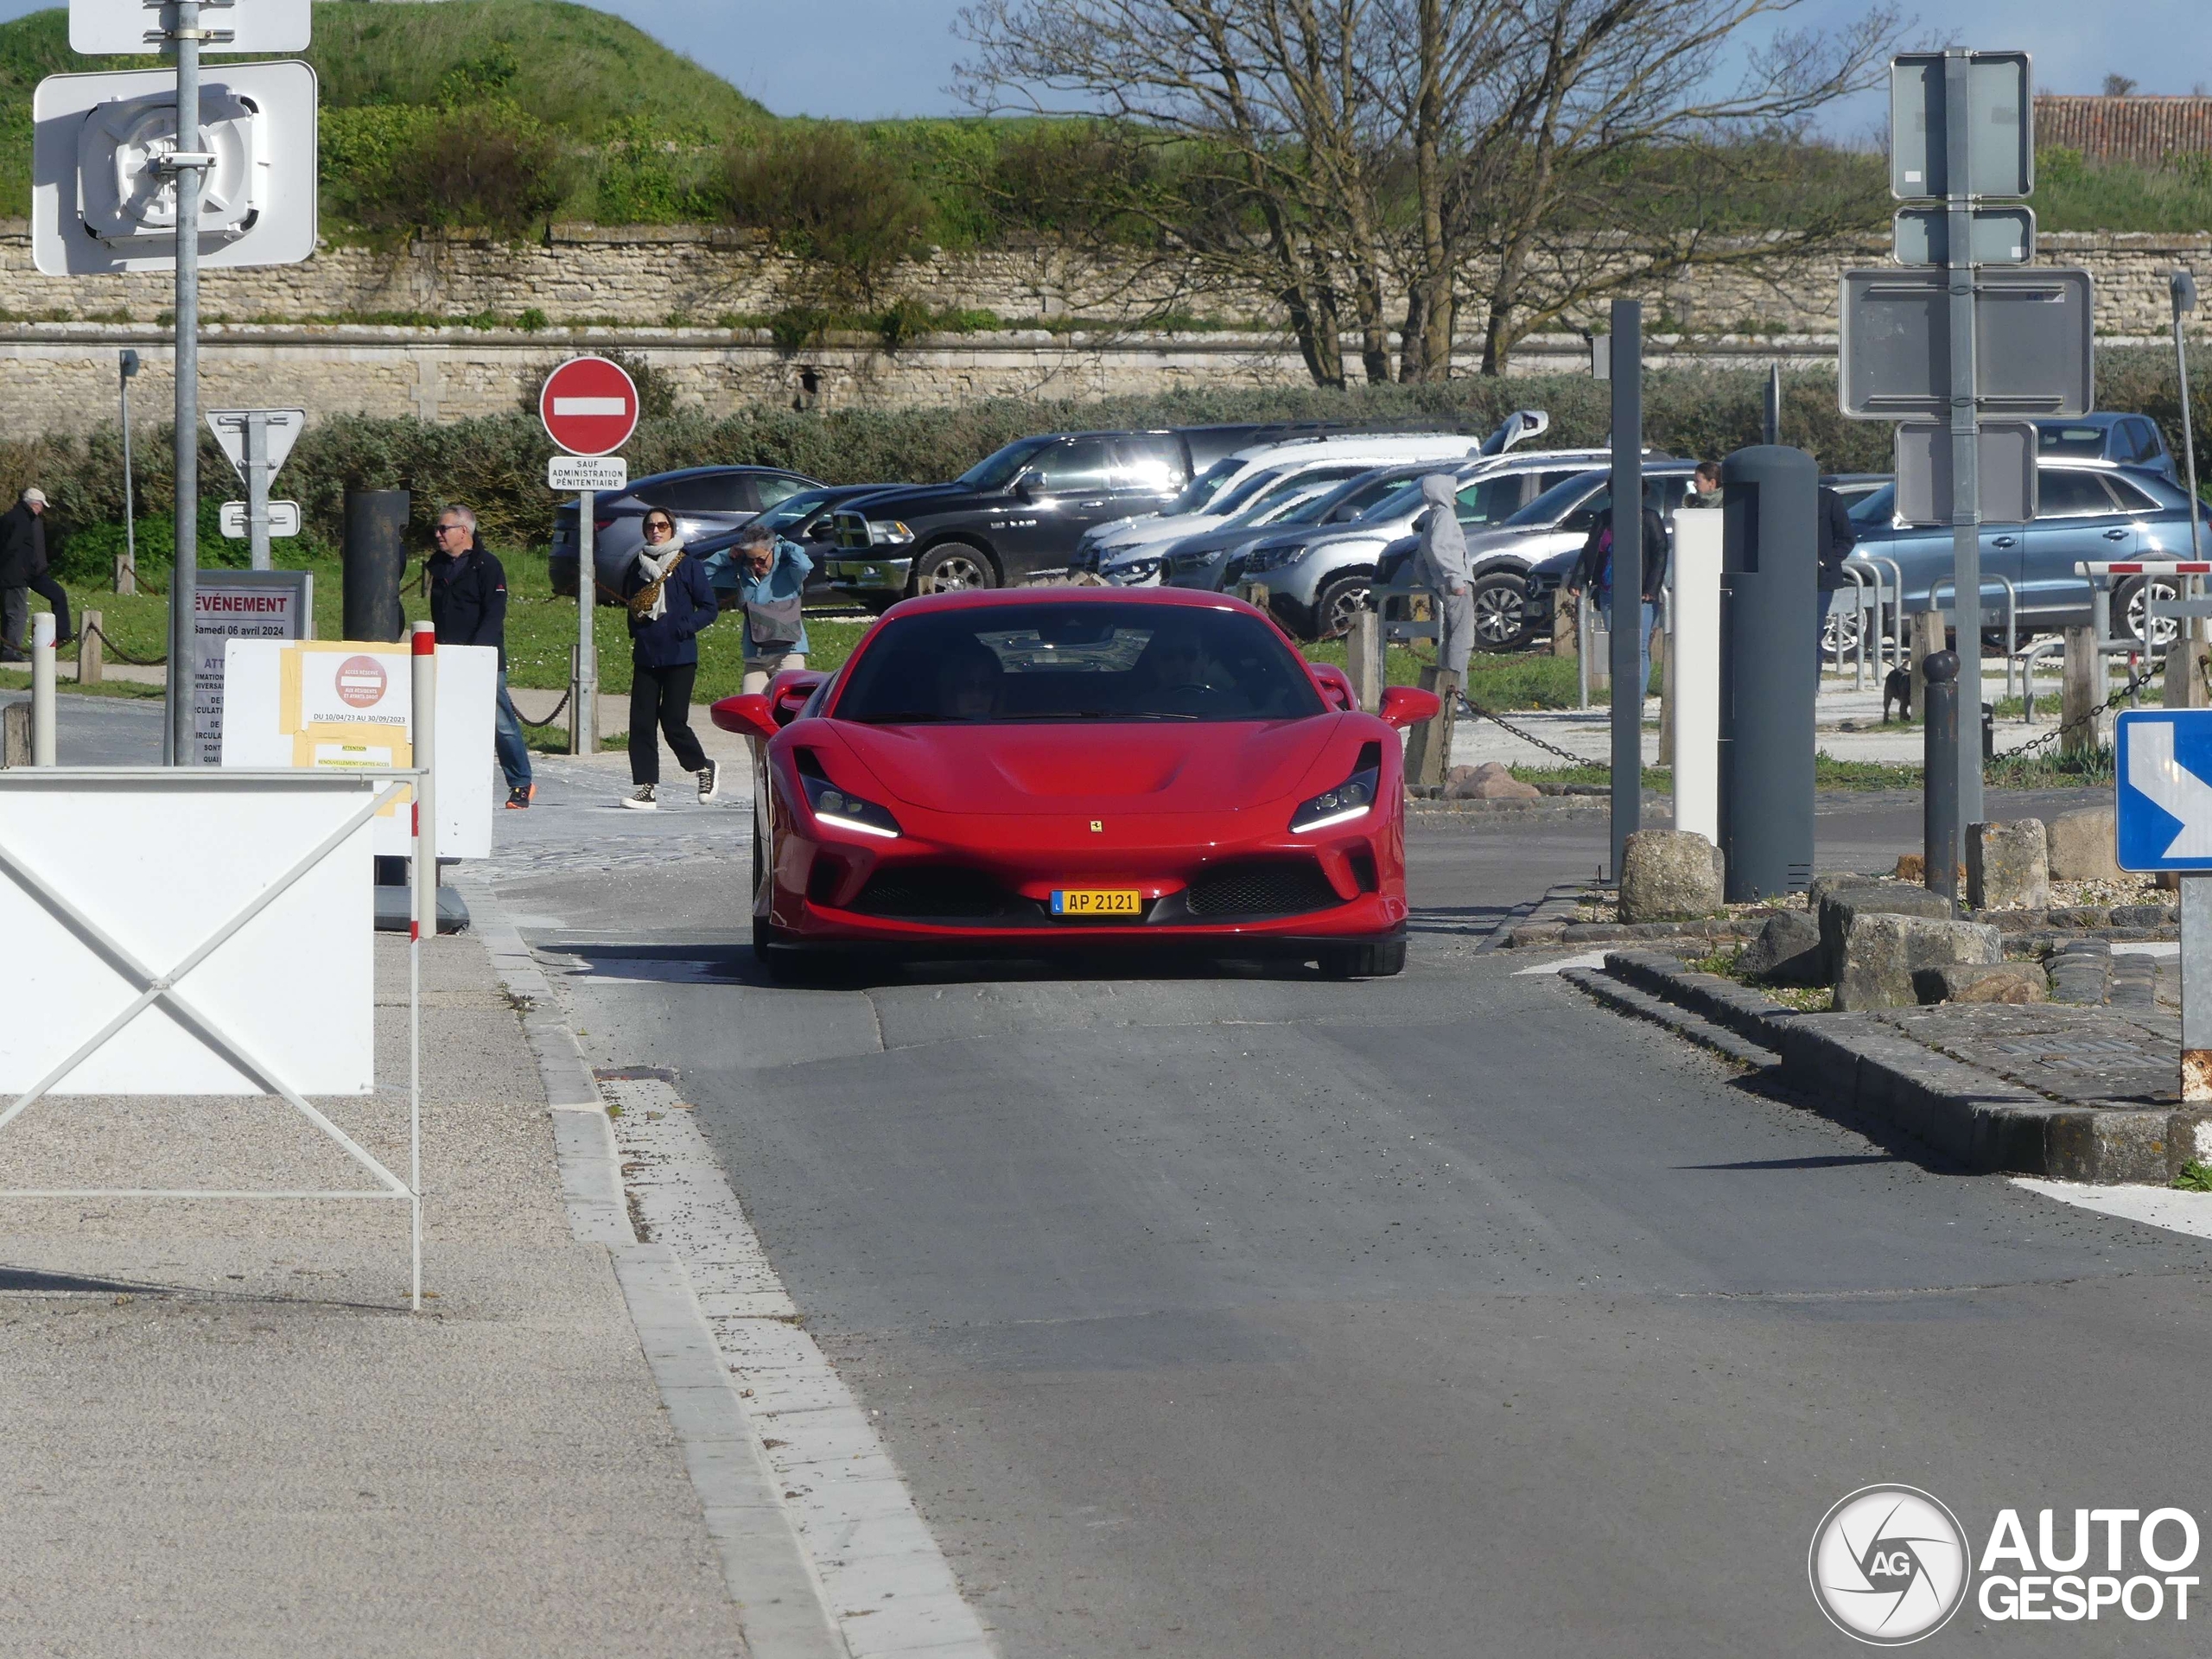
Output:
[
  {"xmin": 1816, "ymin": 883, "xmax": 1957, "ymax": 984},
  {"xmin": 1965, "ymin": 820, "xmax": 2050, "ymax": 910},
  {"xmin": 1446, "ymin": 765, "xmax": 1478, "ymax": 787},
  {"xmin": 1893, "ymin": 853, "xmax": 1923, "ymax": 881},
  {"xmin": 1912, "ymin": 962, "xmax": 2050, "ymax": 1005},
  {"xmin": 1834, "ymin": 913, "xmax": 2001, "ymax": 1010},
  {"xmin": 2046, "ymin": 805, "xmax": 2122, "ymax": 882},
  {"xmin": 2048, "ymin": 942, "xmax": 2113, "ymax": 1006},
  {"xmin": 1738, "ymin": 910, "xmax": 1823, "ymax": 984},
  {"xmin": 2110, "ymin": 904, "xmax": 2177, "ymax": 928},
  {"xmin": 1617, "ymin": 829, "xmax": 1724, "ymax": 921},
  {"xmin": 1446, "ymin": 768, "xmax": 1541, "ymax": 800}
]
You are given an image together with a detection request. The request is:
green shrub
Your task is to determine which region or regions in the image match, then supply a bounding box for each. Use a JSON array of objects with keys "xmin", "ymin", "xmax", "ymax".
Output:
[{"xmin": 723, "ymin": 124, "xmax": 932, "ymax": 308}]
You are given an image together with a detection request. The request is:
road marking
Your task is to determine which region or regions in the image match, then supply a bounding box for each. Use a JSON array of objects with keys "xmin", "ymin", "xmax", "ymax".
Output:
[
  {"xmin": 2015, "ymin": 1174, "xmax": 2212, "ymax": 1240},
  {"xmin": 607, "ymin": 1075, "xmax": 997, "ymax": 1659},
  {"xmin": 1514, "ymin": 950, "xmax": 1612, "ymax": 976}
]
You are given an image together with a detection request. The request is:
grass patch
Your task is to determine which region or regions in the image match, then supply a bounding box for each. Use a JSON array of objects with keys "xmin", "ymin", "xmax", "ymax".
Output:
[
  {"xmin": 0, "ymin": 666, "xmax": 162, "ymax": 699},
  {"xmin": 1986, "ymin": 747, "xmax": 2118, "ymax": 790}
]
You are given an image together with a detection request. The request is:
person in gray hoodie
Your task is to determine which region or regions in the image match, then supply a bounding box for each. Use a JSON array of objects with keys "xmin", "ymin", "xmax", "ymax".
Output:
[{"xmin": 1413, "ymin": 474, "xmax": 1474, "ymax": 682}]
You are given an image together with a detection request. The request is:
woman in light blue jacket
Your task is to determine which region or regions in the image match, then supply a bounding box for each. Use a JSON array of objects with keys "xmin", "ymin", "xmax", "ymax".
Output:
[{"xmin": 724, "ymin": 524, "xmax": 812, "ymax": 693}]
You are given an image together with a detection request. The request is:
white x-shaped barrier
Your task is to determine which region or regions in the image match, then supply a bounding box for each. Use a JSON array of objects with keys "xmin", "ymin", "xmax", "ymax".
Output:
[{"xmin": 0, "ymin": 769, "xmax": 426, "ymax": 1307}]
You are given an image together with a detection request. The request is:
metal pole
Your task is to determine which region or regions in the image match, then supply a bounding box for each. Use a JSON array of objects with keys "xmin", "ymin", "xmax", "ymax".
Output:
[
  {"xmin": 166, "ymin": 3, "xmax": 206, "ymax": 766},
  {"xmin": 1764, "ymin": 362, "xmax": 1782, "ymax": 447},
  {"xmin": 1923, "ymin": 647, "xmax": 1959, "ymax": 910},
  {"xmin": 409, "ymin": 620, "xmax": 435, "ymax": 1314},
  {"xmin": 1607, "ymin": 299, "xmax": 1643, "ymax": 880},
  {"xmin": 1576, "ymin": 594, "xmax": 1590, "ymax": 709},
  {"xmin": 2185, "ymin": 876, "xmax": 2212, "ymax": 1103},
  {"xmin": 246, "ymin": 410, "xmax": 270, "ymax": 572},
  {"xmin": 2177, "ymin": 270, "xmax": 2202, "ymax": 563},
  {"xmin": 118, "ymin": 351, "xmax": 138, "ymax": 597},
  {"xmin": 1943, "ymin": 49, "xmax": 1985, "ymax": 832},
  {"xmin": 574, "ymin": 490, "xmax": 597, "ymax": 755}
]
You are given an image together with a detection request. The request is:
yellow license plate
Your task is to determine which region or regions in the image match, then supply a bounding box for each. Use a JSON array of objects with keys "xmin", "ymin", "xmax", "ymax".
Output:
[{"xmin": 1051, "ymin": 888, "xmax": 1142, "ymax": 917}]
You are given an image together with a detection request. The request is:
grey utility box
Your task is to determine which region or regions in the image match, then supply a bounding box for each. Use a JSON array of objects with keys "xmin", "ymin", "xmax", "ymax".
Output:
[{"xmin": 1717, "ymin": 446, "xmax": 1819, "ymax": 901}]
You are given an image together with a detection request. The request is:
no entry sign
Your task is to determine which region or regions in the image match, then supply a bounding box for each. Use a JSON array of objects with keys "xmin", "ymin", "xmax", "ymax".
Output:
[{"xmin": 539, "ymin": 356, "xmax": 639, "ymax": 456}]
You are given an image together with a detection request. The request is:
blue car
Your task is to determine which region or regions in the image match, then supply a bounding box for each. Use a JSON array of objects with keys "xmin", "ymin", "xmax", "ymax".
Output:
[
  {"xmin": 2036, "ymin": 413, "xmax": 2177, "ymax": 485},
  {"xmin": 1847, "ymin": 458, "xmax": 2199, "ymax": 648}
]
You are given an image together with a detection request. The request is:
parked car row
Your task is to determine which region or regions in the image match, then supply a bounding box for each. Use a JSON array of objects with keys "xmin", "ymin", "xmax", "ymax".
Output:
[{"xmin": 544, "ymin": 408, "xmax": 2199, "ymax": 656}]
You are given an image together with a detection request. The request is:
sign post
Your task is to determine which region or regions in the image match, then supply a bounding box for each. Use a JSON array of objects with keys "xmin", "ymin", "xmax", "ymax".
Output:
[
  {"xmin": 2115, "ymin": 710, "xmax": 2212, "ymax": 1100},
  {"xmin": 207, "ymin": 408, "xmax": 305, "ymax": 571},
  {"xmin": 539, "ymin": 357, "xmax": 641, "ymax": 759}
]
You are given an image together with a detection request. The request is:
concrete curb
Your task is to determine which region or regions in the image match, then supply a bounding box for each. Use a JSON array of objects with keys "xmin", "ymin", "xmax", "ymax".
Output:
[
  {"xmin": 1580, "ymin": 950, "xmax": 2212, "ymax": 1185},
  {"xmin": 1477, "ymin": 881, "xmax": 1588, "ymax": 954},
  {"xmin": 458, "ymin": 876, "xmax": 849, "ymax": 1659}
]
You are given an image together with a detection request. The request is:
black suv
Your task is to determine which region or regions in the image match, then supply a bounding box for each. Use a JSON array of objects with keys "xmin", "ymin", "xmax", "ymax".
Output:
[{"xmin": 823, "ymin": 425, "xmax": 1347, "ymax": 602}]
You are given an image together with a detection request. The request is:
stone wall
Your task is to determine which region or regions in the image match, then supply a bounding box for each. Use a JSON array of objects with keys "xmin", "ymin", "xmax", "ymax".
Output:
[{"xmin": 0, "ymin": 222, "xmax": 2202, "ymax": 436}]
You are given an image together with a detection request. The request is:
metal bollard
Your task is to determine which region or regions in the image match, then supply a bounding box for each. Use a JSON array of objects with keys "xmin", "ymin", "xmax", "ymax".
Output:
[
  {"xmin": 29, "ymin": 610, "xmax": 55, "ymax": 766},
  {"xmin": 1923, "ymin": 649, "xmax": 1959, "ymax": 911}
]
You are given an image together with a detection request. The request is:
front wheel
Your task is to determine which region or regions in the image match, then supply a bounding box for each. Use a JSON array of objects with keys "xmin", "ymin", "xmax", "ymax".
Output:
[
  {"xmin": 1311, "ymin": 573, "xmax": 1372, "ymax": 641},
  {"xmin": 1319, "ymin": 938, "xmax": 1407, "ymax": 979},
  {"xmin": 912, "ymin": 542, "xmax": 997, "ymax": 596},
  {"xmin": 1469, "ymin": 569, "xmax": 1531, "ymax": 652}
]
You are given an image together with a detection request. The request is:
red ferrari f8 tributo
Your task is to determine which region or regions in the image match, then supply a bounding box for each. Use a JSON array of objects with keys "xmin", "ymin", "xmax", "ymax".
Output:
[{"xmin": 712, "ymin": 588, "xmax": 1437, "ymax": 979}]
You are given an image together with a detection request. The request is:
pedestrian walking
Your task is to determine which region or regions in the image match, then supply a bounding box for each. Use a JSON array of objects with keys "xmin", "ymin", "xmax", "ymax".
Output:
[
  {"xmin": 621, "ymin": 505, "xmax": 722, "ymax": 810},
  {"xmin": 1815, "ymin": 483, "xmax": 1859, "ymax": 685},
  {"xmin": 1567, "ymin": 493, "xmax": 1669, "ymax": 699},
  {"xmin": 1413, "ymin": 474, "xmax": 1474, "ymax": 686},
  {"xmin": 0, "ymin": 486, "xmax": 59, "ymax": 662},
  {"xmin": 427, "ymin": 504, "xmax": 536, "ymax": 810},
  {"xmin": 728, "ymin": 523, "xmax": 811, "ymax": 694}
]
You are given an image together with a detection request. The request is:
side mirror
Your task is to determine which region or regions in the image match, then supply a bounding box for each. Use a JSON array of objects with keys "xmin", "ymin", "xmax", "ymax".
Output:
[
  {"xmin": 1014, "ymin": 468, "xmax": 1044, "ymax": 502},
  {"xmin": 1378, "ymin": 685, "xmax": 1442, "ymax": 729},
  {"xmin": 765, "ymin": 669, "xmax": 828, "ymax": 726},
  {"xmin": 1309, "ymin": 663, "xmax": 1356, "ymax": 711},
  {"xmin": 710, "ymin": 694, "xmax": 779, "ymax": 741}
]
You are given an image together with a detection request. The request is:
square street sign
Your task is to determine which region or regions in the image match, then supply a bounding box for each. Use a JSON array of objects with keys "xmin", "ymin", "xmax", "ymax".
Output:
[
  {"xmin": 71, "ymin": 0, "xmax": 312, "ymax": 57},
  {"xmin": 219, "ymin": 499, "xmax": 301, "ymax": 537},
  {"xmin": 1894, "ymin": 421, "xmax": 2037, "ymax": 524},
  {"xmin": 1840, "ymin": 268, "xmax": 2094, "ymax": 419},
  {"xmin": 2116, "ymin": 710, "xmax": 2212, "ymax": 870},
  {"xmin": 1891, "ymin": 50, "xmax": 2032, "ymax": 200},
  {"xmin": 1893, "ymin": 206, "xmax": 2035, "ymax": 267}
]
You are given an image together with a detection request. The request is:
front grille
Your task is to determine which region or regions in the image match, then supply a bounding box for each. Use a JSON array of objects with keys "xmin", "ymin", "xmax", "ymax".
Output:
[
  {"xmin": 849, "ymin": 866, "xmax": 1013, "ymax": 920},
  {"xmin": 831, "ymin": 509, "xmax": 873, "ymax": 551},
  {"xmin": 1185, "ymin": 857, "xmax": 1341, "ymax": 919}
]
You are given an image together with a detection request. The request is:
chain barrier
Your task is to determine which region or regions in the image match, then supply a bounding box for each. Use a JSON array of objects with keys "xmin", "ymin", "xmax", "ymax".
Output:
[
  {"xmin": 1997, "ymin": 658, "xmax": 2158, "ymax": 765},
  {"xmin": 1464, "ymin": 702, "xmax": 1609, "ymax": 771},
  {"xmin": 511, "ymin": 687, "xmax": 572, "ymax": 730},
  {"xmin": 80, "ymin": 620, "xmax": 166, "ymax": 667}
]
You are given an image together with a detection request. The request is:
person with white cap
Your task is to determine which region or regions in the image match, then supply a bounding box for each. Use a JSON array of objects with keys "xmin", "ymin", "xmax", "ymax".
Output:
[{"xmin": 0, "ymin": 486, "xmax": 60, "ymax": 663}]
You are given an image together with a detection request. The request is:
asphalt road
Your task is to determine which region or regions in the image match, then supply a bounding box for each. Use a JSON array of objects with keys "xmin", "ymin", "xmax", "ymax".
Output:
[{"xmin": 496, "ymin": 763, "xmax": 2212, "ymax": 1658}]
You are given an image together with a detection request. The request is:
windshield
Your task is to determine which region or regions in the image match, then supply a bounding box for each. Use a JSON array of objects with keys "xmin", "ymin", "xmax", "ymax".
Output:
[
  {"xmin": 1849, "ymin": 483, "xmax": 1897, "ymax": 524},
  {"xmin": 1506, "ymin": 469, "xmax": 1606, "ymax": 526},
  {"xmin": 836, "ymin": 602, "xmax": 1326, "ymax": 725},
  {"xmin": 1166, "ymin": 458, "xmax": 1243, "ymax": 515},
  {"xmin": 1361, "ymin": 480, "xmax": 1431, "ymax": 523},
  {"xmin": 1235, "ymin": 477, "xmax": 1341, "ymax": 526},
  {"xmin": 1203, "ymin": 467, "xmax": 1290, "ymax": 518},
  {"xmin": 957, "ymin": 438, "xmax": 1054, "ymax": 493},
  {"xmin": 752, "ymin": 488, "xmax": 840, "ymax": 531}
]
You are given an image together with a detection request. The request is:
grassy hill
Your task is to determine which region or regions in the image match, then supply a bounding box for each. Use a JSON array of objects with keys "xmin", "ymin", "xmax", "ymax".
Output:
[{"xmin": 0, "ymin": 0, "xmax": 766, "ymax": 221}]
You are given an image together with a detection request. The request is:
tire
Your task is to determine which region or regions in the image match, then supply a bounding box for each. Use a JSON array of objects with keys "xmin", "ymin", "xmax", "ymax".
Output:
[
  {"xmin": 2117, "ymin": 575, "xmax": 2183, "ymax": 650},
  {"xmin": 912, "ymin": 542, "xmax": 997, "ymax": 596},
  {"xmin": 1319, "ymin": 937, "xmax": 1408, "ymax": 979},
  {"xmin": 1311, "ymin": 572, "xmax": 1372, "ymax": 641},
  {"xmin": 1469, "ymin": 569, "xmax": 1531, "ymax": 652}
]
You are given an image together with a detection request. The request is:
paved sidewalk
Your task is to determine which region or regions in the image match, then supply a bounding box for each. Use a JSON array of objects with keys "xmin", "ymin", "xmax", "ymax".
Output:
[{"xmin": 0, "ymin": 930, "xmax": 751, "ymax": 1657}]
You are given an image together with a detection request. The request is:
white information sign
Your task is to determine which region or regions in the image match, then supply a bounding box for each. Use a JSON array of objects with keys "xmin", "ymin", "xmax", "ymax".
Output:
[
  {"xmin": 220, "ymin": 499, "xmax": 302, "ymax": 537},
  {"xmin": 219, "ymin": 638, "xmax": 498, "ymax": 860},
  {"xmin": 191, "ymin": 569, "xmax": 309, "ymax": 766},
  {"xmin": 549, "ymin": 455, "xmax": 628, "ymax": 493},
  {"xmin": 32, "ymin": 62, "xmax": 319, "ymax": 276},
  {"xmin": 70, "ymin": 0, "xmax": 313, "ymax": 57}
]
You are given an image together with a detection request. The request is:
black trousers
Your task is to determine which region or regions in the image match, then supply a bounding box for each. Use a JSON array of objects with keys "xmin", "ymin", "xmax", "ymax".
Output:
[
  {"xmin": 630, "ymin": 658, "xmax": 707, "ymax": 785},
  {"xmin": 29, "ymin": 573, "xmax": 69, "ymax": 644}
]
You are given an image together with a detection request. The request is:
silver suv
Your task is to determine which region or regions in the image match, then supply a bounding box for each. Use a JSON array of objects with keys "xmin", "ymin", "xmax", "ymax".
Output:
[{"xmin": 1211, "ymin": 448, "xmax": 1650, "ymax": 641}]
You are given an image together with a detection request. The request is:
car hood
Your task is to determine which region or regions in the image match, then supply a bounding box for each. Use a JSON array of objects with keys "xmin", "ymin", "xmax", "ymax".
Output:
[
  {"xmin": 846, "ymin": 483, "xmax": 971, "ymax": 519},
  {"xmin": 1094, "ymin": 511, "xmax": 1226, "ymax": 551},
  {"xmin": 809, "ymin": 717, "xmax": 1348, "ymax": 816}
]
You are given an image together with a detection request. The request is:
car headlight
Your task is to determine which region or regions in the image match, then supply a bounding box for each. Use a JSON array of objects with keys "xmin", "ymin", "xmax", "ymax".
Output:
[
  {"xmin": 868, "ymin": 520, "xmax": 914, "ymax": 545},
  {"xmin": 1243, "ymin": 544, "xmax": 1301, "ymax": 574},
  {"xmin": 1291, "ymin": 749, "xmax": 1381, "ymax": 833},
  {"xmin": 1105, "ymin": 557, "xmax": 1160, "ymax": 583},
  {"xmin": 798, "ymin": 760, "xmax": 902, "ymax": 838}
]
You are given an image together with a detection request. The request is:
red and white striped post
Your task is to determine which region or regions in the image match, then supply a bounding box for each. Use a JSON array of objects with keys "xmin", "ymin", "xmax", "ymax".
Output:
[{"xmin": 407, "ymin": 619, "xmax": 435, "ymax": 1311}]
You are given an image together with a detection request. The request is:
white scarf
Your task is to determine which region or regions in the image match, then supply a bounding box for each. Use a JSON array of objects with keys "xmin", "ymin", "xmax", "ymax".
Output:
[{"xmin": 635, "ymin": 535, "xmax": 685, "ymax": 620}]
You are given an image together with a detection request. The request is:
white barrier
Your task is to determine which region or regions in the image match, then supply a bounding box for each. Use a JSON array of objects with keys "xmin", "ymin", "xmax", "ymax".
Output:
[
  {"xmin": 0, "ymin": 763, "xmax": 432, "ymax": 1306},
  {"xmin": 1670, "ymin": 511, "xmax": 1721, "ymax": 842}
]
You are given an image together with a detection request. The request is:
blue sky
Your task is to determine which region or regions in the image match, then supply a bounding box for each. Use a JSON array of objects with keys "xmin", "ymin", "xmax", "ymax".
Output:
[{"xmin": 7, "ymin": 1, "xmax": 2210, "ymax": 132}]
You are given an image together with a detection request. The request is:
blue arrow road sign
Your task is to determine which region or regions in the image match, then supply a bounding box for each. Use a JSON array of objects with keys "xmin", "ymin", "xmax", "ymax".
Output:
[{"xmin": 2116, "ymin": 710, "xmax": 2212, "ymax": 870}]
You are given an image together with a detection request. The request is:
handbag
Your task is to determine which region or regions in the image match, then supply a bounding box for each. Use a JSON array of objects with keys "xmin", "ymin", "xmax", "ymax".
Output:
[{"xmin": 747, "ymin": 586, "xmax": 804, "ymax": 649}]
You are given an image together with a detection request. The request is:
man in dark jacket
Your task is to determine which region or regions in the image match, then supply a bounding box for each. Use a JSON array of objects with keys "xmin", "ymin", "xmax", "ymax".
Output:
[
  {"xmin": 1567, "ymin": 496, "xmax": 1670, "ymax": 698},
  {"xmin": 1815, "ymin": 485, "xmax": 1859, "ymax": 686},
  {"xmin": 0, "ymin": 486, "xmax": 54, "ymax": 661},
  {"xmin": 428, "ymin": 504, "xmax": 534, "ymax": 809}
]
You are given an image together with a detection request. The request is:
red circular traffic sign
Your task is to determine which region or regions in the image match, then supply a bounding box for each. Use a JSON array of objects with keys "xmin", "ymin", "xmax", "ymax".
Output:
[{"xmin": 539, "ymin": 356, "xmax": 639, "ymax": 456}]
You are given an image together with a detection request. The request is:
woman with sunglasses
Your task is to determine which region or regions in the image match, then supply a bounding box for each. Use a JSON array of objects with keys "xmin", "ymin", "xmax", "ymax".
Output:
[{"xmin": 619, "ymin": 507, "xmax": 723, "ymax": 810}]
